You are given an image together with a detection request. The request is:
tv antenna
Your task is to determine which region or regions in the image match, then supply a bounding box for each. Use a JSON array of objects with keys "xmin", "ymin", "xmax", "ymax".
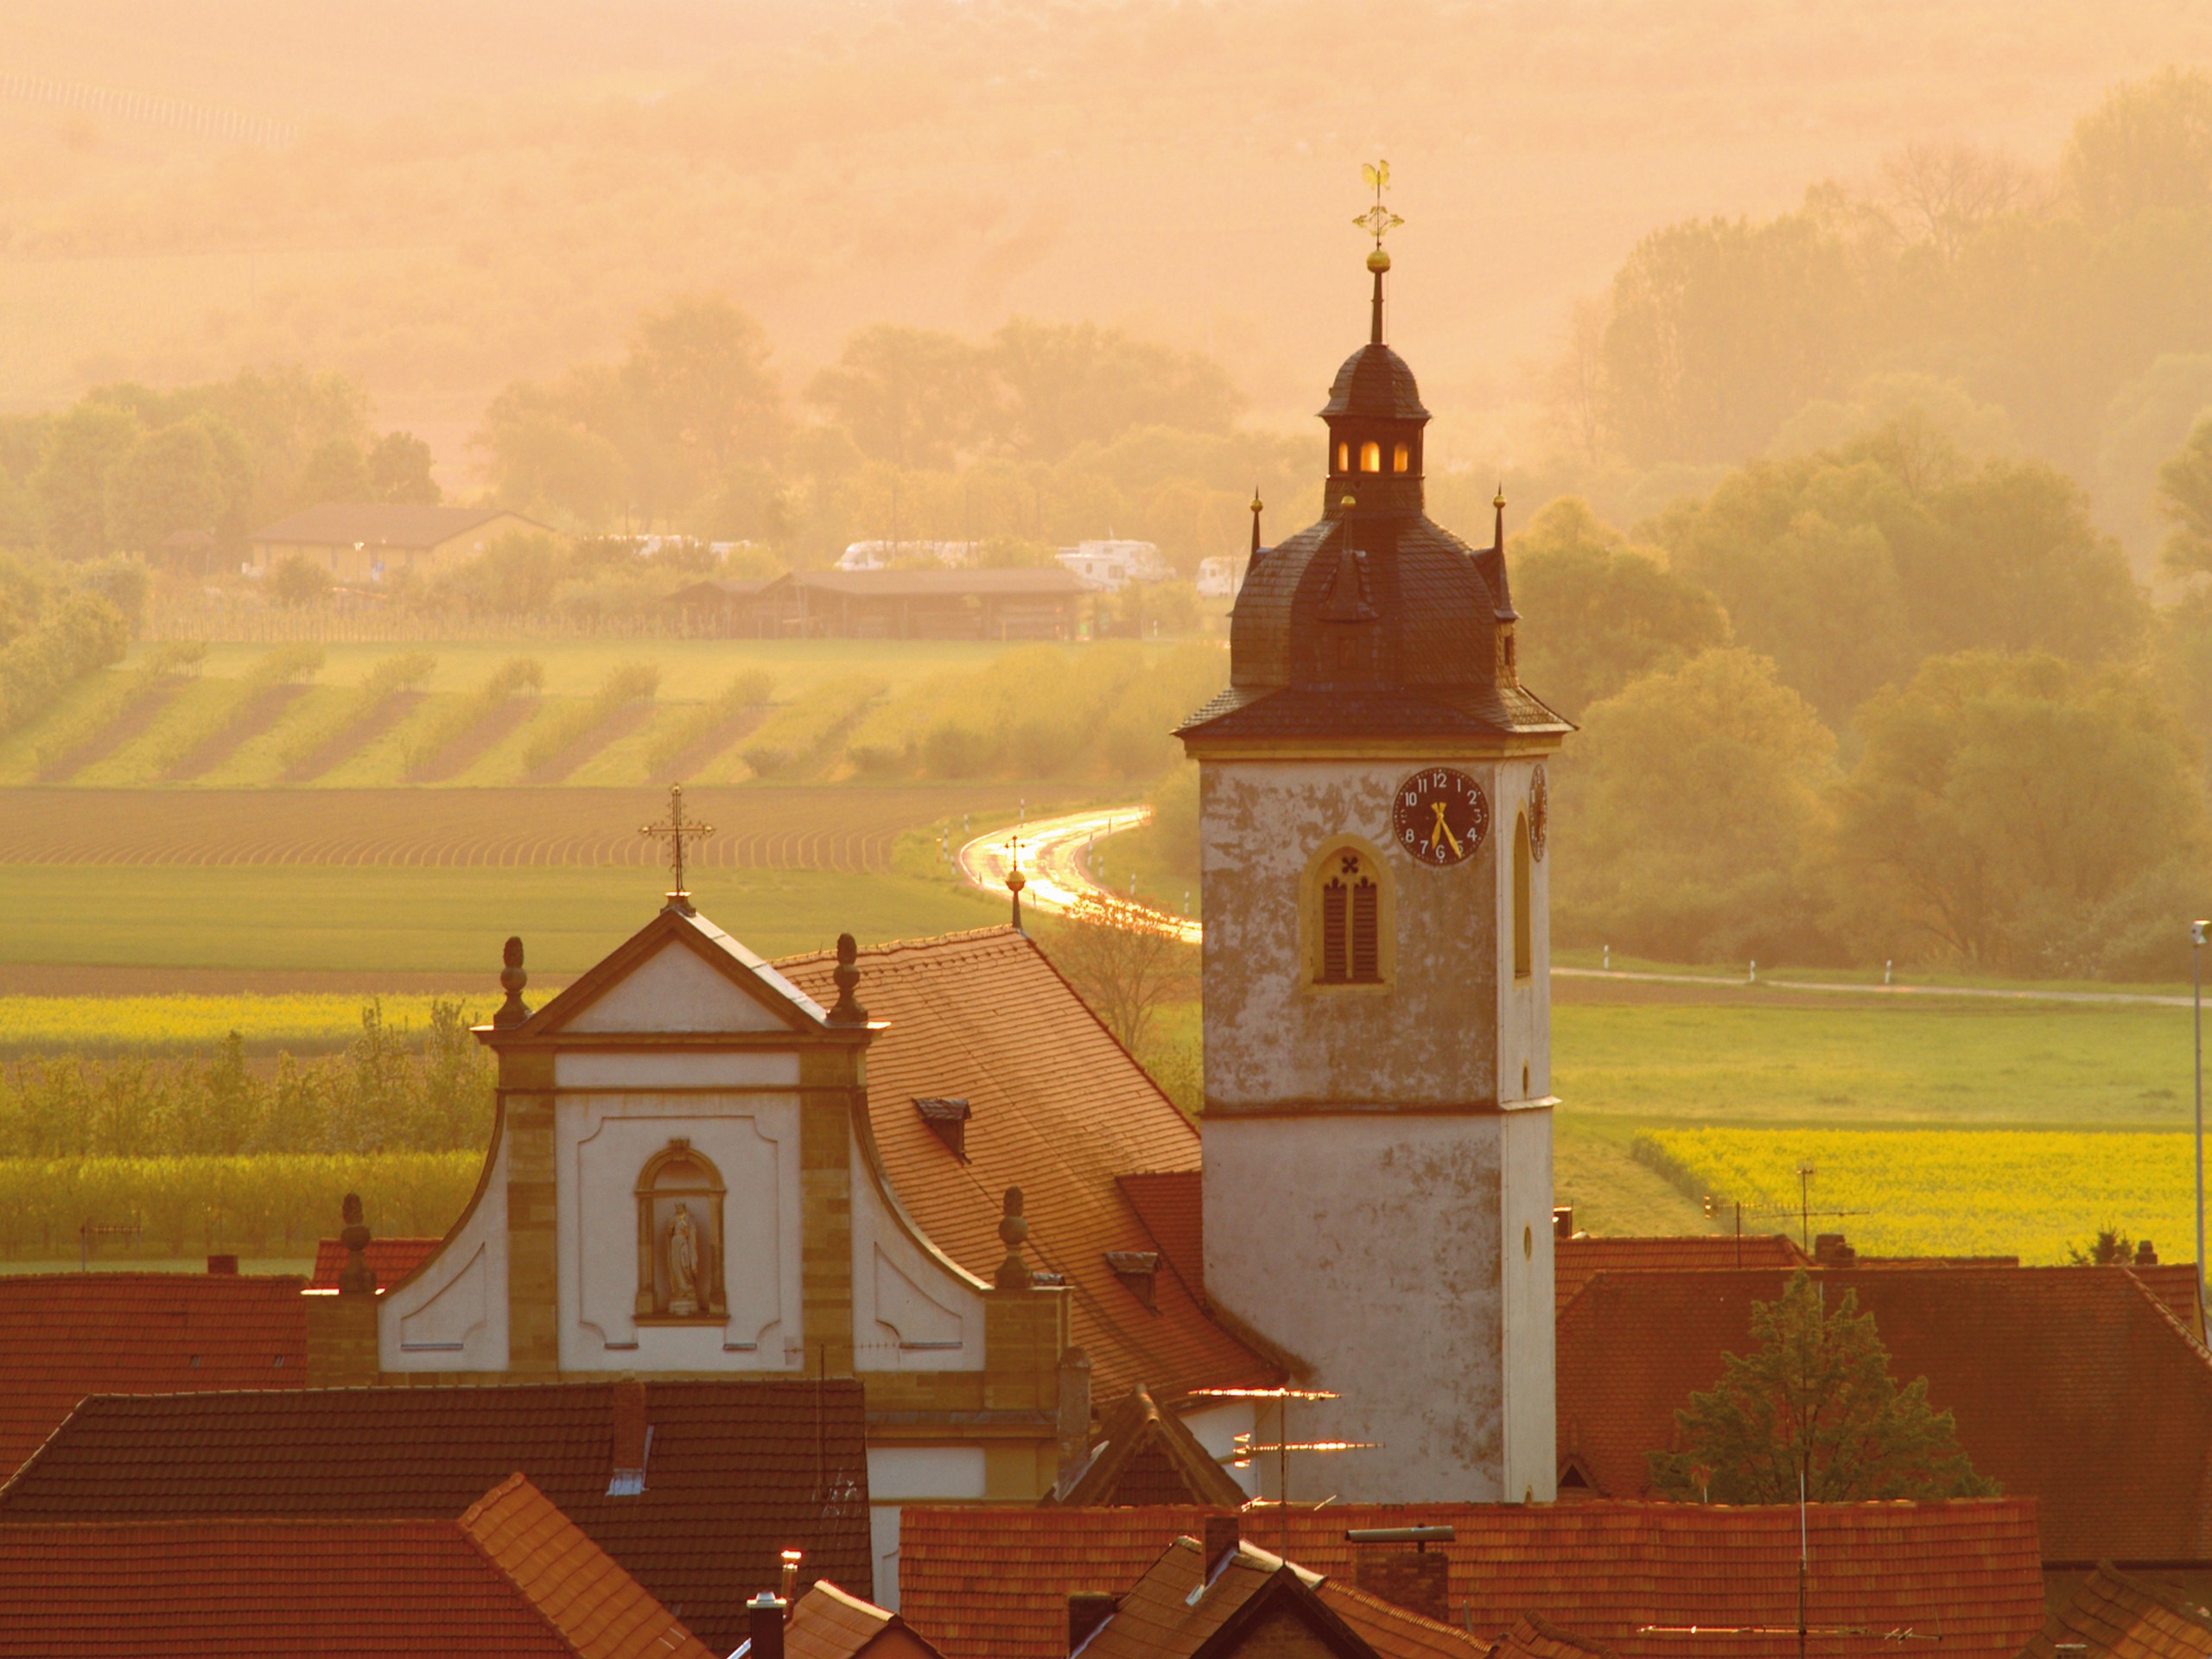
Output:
[{"xmin": 1191, "ymin": 1386, "xmax": 1377, "ymax": 1559}]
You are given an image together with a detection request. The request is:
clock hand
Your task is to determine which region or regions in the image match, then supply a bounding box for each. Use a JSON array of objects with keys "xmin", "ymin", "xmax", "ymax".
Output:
[{"xmin": 1428, "ymin": 799, "xmax": 1465, "ymax": 858}]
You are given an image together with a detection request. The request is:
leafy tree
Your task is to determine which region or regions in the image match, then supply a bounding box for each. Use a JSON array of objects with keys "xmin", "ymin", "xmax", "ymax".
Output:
[
  {"xmin": 1601, "ymin": 210, "xmax": 1867, "ymax": 465},
  {"xmin": 2156, "ymin": 412, "xmax": 2212, "ymax": 578},
  {"xmin": 1506, "ymin": 498, "xmax": 1732, "ymax": 719},
  {"xmin": 1651, "ymin": 422, "xmax": 2146, "ymax": 725},
  {"xmin": 1554, "ymin": 648, "xmax": 1840, "ymax": 964},
  {"xmin": 621, "ymin": 294, "xmax": 784, "ymax": 477},
  {"xmin": 432, "ymin": 531, "xmax": 566, "ymax": 616},
  {"xmin": 2067, "ymin": 1224, "xmax": 2140, "ymax": 1265},
  {"xmin": 32, "ymin": 403, "xmax": 140, "ymax": 559},
  {"xmin": 1649, "ymin": 1270, "xmax": 1997, "ymax": 1503},
  {"xmin": 269, "ymin": 554, "xmax": 333, "ymax": 609},
  {"xmin": 989, "ymin": 318, "xmax": 1242, "ymax": 460},
  {"xmin": 1828, "ymin": 652, "xmax": 2209, "ymax": 972},
  {"xmin": 809, "ymin": 324, "xmax": 992, "ymax": 468},
  {"xmin": 2063, "ymin": 67, "xmax": 2212, "ymax": 230},
  {"xmin": 473, "ymin": 387, "xmax": 629, "ymax": 530},
  {"xmin": 367, "ymin": 431, "xmax": 441, "ymax": 505},
  {"xmin": 105, "ymin": 421, "xmax": 237, "ymax": 554},
  {"xmin": 296, "ymin": 436, "xmax": 372, "ymax": 504}
]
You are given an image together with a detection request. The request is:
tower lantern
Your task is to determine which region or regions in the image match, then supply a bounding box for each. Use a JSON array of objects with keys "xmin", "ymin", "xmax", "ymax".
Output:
[{"xmin": 1176, "ymin": 170, "xmax": 1573, "ymax": 1503}]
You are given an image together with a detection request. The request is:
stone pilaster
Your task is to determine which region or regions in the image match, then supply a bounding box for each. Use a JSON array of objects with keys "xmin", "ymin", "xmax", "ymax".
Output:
[{"xmin": 501, "ymin": 1048, "xmax": 560, "ymax": 1374}]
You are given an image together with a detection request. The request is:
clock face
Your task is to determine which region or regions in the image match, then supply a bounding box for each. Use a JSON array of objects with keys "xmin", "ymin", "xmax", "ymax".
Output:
[
  {"xmin": 1393, "ymin": 767, "xmax": 1490, "ymax": 868},
  {"xmin": 1529, "ymin": 765, "xmax": 1549, "ymax": 862}
]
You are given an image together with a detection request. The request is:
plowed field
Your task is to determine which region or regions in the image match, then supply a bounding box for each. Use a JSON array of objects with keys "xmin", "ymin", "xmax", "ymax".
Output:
[{"xmin": 0, "ymin": 785, "xmax": 1037, "ymax": 873}]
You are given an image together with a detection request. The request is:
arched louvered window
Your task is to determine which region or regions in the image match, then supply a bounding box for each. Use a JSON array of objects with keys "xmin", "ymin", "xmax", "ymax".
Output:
[
  {"xmin": 1318, "ymin": 849, "xmax": 1382, "ymax": 985},
  {"xmin": 1392, "ymin": 442, "xmax": 1410, "ymax": 473},
  {"xmin": 1359, "ymin": 441, "xmax": 1382, "ymax": 473},
  {"xmin": 1337, "ymin": 441, "xmax": 1351, "ymax": 474}
]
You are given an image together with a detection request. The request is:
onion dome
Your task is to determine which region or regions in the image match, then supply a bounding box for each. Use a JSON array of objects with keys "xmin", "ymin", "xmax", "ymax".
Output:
[{"xmin": 1179, "ymin": 247, "xmax": 1568, "ymax": 747}]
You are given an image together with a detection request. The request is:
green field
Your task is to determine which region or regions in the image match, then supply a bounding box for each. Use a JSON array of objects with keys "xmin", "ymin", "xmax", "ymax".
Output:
[
  {"xmin": 0, "ymin": 639, "xmax": 1208, "ymax": 791},
  {"xmin": 0, "ymin": 864, "xmax": 1005, "ymax": 976}
]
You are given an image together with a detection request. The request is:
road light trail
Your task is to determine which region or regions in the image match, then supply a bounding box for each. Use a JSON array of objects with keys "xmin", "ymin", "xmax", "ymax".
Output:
[{"xmin": 957, "ymin": 805, "xmax": 1203, "ymax": 944}]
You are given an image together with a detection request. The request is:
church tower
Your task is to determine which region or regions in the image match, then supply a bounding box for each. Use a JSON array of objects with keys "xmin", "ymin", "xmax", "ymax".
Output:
[{"xmin": 1178, "ymin": 191, "xmax": 1572, "ymax": 1503}]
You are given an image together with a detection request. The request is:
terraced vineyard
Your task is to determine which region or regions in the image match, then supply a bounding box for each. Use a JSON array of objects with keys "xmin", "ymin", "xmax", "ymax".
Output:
[{"xmin": 0, "ymin": 785, "xmax": 1037, "ymax": 873}]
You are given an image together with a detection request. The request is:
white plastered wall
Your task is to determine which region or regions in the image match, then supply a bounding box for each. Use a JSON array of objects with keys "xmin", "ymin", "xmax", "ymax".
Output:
[
  {"xmin": 849, "ymin": 1138, "xmax": 986, "ymax": 1373},
  {"xmin": 379, "ymin": 1131, "xmax": 510, "ymax": 1372},
  {"xmin": 1498, "ymin": 1105, "xmax": 1557, "ymax": 1503},
  {"xmin": 553, "ymin": 1049, "xmax": 804, "ymax": 1372},
  {"xmin": 1202, "ymin": 1112, "xmax": 1508, "ymax": 1502}
]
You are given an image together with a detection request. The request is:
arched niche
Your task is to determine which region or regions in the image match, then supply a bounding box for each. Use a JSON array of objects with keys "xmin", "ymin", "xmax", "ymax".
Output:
[{"xmin": 634, "ymin": 1138, "xmax": 728, "ymax": 1323}]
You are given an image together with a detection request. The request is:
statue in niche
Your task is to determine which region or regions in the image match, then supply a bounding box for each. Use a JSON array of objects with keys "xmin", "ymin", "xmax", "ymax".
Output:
[
  {"xmin": 634, "ymin": 1138, "xmax": 728, "ymax": 1322},
  {"xmin": 666, "ymin": 1203, "xmax": 702, "ymax": 1316}
]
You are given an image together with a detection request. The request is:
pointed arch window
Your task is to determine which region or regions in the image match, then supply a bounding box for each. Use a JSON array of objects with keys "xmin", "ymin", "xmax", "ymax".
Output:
[
  {"xmin": 1512, "ymin": 813, "xmax": 1534, "ymax": 981},
  {"xmin": 1318, "ymin": 849, "xmax": 1382, "ymax": 984}
]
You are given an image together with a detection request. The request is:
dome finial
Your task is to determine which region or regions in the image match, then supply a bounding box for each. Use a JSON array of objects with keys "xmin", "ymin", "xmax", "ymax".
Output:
[{"xmin": 1353, "ymin": 160, "xmax": 1403, "ymax": 345}]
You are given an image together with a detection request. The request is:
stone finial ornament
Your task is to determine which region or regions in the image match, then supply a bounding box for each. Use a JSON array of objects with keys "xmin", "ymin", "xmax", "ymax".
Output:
[
  {"xmin": 338, "ymin": 1191, "xmax": 375, "ymax": 1297},
  {"xmin": 827, "ymin": 931, "xmax": 868, "ymax": 1027},
  {"xmin": 995, "ymin": 1185, "xmax": 1033, "ymax": 1290},
  {"xmin": 493, "ymin": 935, "xmax": 531, "ymax": 1029}
]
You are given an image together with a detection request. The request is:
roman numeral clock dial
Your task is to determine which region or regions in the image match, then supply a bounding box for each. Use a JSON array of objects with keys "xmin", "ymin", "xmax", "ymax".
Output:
[{"xmin": 1393, "ymin": 767, "xmax": 1490, "ymax": 868}]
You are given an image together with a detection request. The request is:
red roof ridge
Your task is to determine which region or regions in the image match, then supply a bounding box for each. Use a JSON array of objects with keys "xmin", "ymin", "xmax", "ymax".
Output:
[
  {"xmin": 459, "ymin": 1471, "xmax": 719, "ymax": 1659},
  {"xmin": 2123, "ymin": 1268, "xmax": 2212, "ymax": 1365},
  {"xmin": 778, "ymin": 924, "xmax": 1024, "ymax": 968}
]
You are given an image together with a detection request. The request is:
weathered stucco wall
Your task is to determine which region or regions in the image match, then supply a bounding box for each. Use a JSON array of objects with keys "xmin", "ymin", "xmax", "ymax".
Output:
[
  {"xmin": 1497, "ymin": 1106, "xmax": 1556, "ymax": 1503},
  {"xmin": 379, "ymin": 1129, "xmax": 510, "ymax": 1372},
  {"xmin": 1202, "ymin": 758, "xmax": 1550, "ymax": 1110},
  {"xmin": 1203, "ymin": 1112, "xmax": 1508, "ymax": 1501}
]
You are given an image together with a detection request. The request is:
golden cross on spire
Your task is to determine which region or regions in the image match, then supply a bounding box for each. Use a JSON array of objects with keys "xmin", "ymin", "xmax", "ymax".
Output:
[
  {"xmin": 1352, "ymin": 160, "xmax": 1403, "ymax": 251},
  {"xmin": 640, "ymin": 783, "xmax": 714, "ymax": 914}
]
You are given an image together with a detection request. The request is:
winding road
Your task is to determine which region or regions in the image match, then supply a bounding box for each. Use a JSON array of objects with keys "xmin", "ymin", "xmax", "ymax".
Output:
[
  {"xmin": 957, "ymin": 805, "xmax": 1202, "ymax": 944},
  {"xmin": 957, "ymin": 809, "xmax": 2197, "ymax": 1008}
]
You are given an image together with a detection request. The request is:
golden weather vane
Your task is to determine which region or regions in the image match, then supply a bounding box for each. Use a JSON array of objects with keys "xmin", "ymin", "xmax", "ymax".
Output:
[
  {"xmin": 641, "ymin": 783, "xmax": 715, "ymax": 914},
  {"xmin": 1352, "ymin": 160, "xmax": 1404, "ymax": 251}
]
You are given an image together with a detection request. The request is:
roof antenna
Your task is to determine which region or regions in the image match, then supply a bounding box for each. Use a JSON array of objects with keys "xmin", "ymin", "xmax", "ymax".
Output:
[{"xmin": 1353, "ymin": 160, "xmax": 1403, "ymax": 345}]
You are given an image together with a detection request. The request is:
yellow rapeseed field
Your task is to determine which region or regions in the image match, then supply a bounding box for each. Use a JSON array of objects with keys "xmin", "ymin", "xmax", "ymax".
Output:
[
  {"xmin": 0, "ymin": 995, "xmax": 473, "ymax": 1056},
  {"xmin": 1643, "ymin": 1128, "xmax": 2197, "ymax": 1264}
]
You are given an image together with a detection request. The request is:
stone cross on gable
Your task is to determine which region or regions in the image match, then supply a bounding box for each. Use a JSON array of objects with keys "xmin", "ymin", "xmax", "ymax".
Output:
[{"xmin": 640, "ymin": 783, "xmax": 714, "ymax": 915}]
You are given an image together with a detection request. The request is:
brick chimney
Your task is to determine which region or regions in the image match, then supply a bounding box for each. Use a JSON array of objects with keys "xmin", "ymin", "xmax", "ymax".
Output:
[
  {"xmin": 748, "ymin": 1593, "xmax": 786, "ymax": 1659},
  {"xmin": 206, "ymin": 1255, "xmax": 238, "ymax": 1275},
  {"xmin": 1346, "ymin": 1527, "xmax": 1454, "ymax": 1624},
  {"xmin": 1203, "ymin": 1513, "xmax": 1241, "ymax": 1572},
  {"xmin": 1068, "ymin": 1592, "xmax": 1117, "ymax": 1653},
  {"xmin": 1813, "ymin": 1233, "xmax": 1857, "ymax": 1267},
  {"xmin": 607, "ymin": 1378, "xmax": 649, "ymax": 1496},
  {"xmin": 2136, "ymin": 1239, "xmax": 2159, "ymax": 1266}
]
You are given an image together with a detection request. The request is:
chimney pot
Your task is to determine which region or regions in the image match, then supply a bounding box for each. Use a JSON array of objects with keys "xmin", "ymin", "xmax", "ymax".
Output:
[
  {"xmin": 1202, "ymin": 1513, "xmax": 1240, "ymax": 1572},
  {"xmin": 206, "ymin": 1254, "xmax": 238, "ymax": 1275},
  {"xmin": 749, "ymin": 1593, "xmax": 788, "ymax": 1659},
  {"xmin": 1068, "ymin": 1591, "xmax": 1118, "ymax": 1653},
  {"xmin": 2136, "ymin": 1239, "xmax": 2159, "ymax": 1266}
]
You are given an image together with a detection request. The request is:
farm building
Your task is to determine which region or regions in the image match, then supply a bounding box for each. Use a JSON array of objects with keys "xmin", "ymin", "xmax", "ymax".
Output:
[
  {"xmin": 669, "ymin": 567, "xmax": 1096, "ymax": 639},
  {"xmin": 247, "ymin": 503, "xmax": 550, "ymax": 585}
]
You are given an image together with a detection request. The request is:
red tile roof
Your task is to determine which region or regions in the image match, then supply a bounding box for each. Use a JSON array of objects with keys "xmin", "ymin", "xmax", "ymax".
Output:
[
  {"xmin": 779, "ymin": 929, "xmax": 1276, "ymax": 1402},
  {"xmin": 2022, "ymin": 1564, "xmax": 2212, "ymax": 1659},
  {"xmin": 1076, "ymin": 1535, "xmax": 1360, "ymax": 1659},
  {"xmin": 1118, "ymin": 1172, "xmax": 1205, "ymax": 1302},
  {"xmin": 1556, "ymin": 1266, "xmax": 2212, "ymax": 1564},
  {"xmin": 739, "ymin": 1581, "xmax": 945, "ymax": 1659},
  {"xmin": 461, "ymin": 1472, "xmax": 719, "ymax": 1659},
  {"xmin": 309, "ymin": 1236, "xmax": 442, "ymax": 1291},
  {"xmin": 1317, "ymin": 1578, "xmax": 1489, "ymax": 1659},
  {"xmin": 1486, "ymin": 1614, "xmax": 1621, "ymax": 1659},
  {"xmin": 0, "ymin": 1475, "xmax": 714, "ymax": 1657},
  {"xmin": 0, "ymin": 1272, "xmax": 306, "ymax": 1477},
  {"xmin": 0, "ymin": 1378, "xmax": 870, "ymax": 1654},
  {"xmin": 897, "ymin": 1499, "xmax": 2044, "ymax": 1659},
  {"xmin": 1054, "ymin": 1382, "xmax": 1249, "ymax": 1509},
  {"xmin": 1553, "ymin": 1236, "xmax": 1806, "ymax": 1318}
]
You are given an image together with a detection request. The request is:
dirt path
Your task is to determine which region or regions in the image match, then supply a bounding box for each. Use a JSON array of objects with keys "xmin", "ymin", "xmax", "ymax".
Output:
[
  {"xmin": 287, "ymin": 690, "xmax": 425, "ymax": 781},
  {"xmin": 38, "ymin": 678, "xmax": 184, "ymax": 781},
  {"xmin": 166, "ymin": 683, "xmax": 308, "ymax": 781}
]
